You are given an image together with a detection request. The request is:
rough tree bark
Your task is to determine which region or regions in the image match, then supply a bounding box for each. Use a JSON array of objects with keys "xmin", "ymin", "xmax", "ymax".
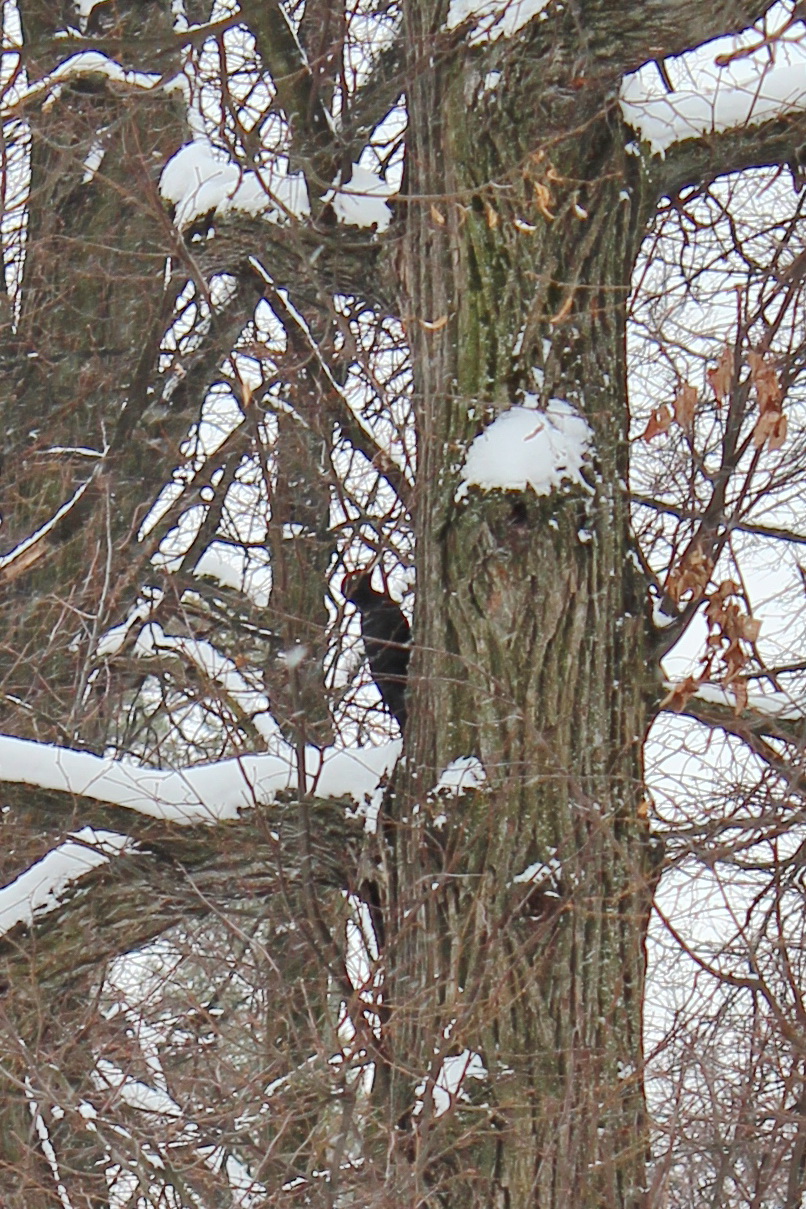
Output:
[
  {"xmin": 380, "ymin": 9, "xmax": 656, "ymax": 1207},
  {"xmin": 379, "ymin": 4, "xmax": 781, "ymax": 1206}
]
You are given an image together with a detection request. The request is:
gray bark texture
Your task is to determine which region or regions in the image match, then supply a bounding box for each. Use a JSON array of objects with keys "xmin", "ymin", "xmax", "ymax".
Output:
[{"xmin": 382, "ymin": 6, "xmax": 659, "ymax": 1204}]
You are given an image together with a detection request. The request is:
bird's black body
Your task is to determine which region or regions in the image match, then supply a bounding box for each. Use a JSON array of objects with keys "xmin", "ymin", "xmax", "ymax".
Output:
[{"xmin": 343, "ymin": 571, "xmax": 410, "ymax": 731}]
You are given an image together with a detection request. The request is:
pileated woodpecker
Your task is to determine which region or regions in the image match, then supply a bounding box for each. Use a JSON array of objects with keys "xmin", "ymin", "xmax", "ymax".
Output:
[{"xmin": 342, "ymin": 570, "xmax": 410, "ymax": 731}]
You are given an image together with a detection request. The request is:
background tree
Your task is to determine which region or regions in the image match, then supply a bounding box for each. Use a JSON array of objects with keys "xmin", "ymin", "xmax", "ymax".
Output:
[{"xmin": 1, "ymin": 1, "xmax": 806, "ymax": 1207}]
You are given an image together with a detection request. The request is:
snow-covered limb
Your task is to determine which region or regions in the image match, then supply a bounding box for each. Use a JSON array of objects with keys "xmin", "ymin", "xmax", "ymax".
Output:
[
  {"xmin": 0, "ymin": 475, "xmax": 97, "ymax": 582},
  {"xmin": 0, "ymin": 50, "xmax": 164, "ymax": 119},
  {"xmin": 0, "ymin": 736, "xmax": 400, "ymax": 947},
  {"xmin": 0, "ymin": 735, "xmax": 401, "ymax": 825},
  {"xmin": 621, "ymin": 7, "xmax": 806, "ymax": 155},
  {"xmin": 160, "ymin": 144, "xmax": 394, "ymax": 232},
  {"xmin": 0, "ymin": 829, "xmax": 133, "ymax": 937},
  {"xmin": 160, "ymin": 143, "xmax": 311, "ymax": 229},
  {"xmin": 693, "ymin": 680, "xmax": 806, "ymax": 721},
  {"xmin": 430, "ymin": 757, "xmax": 487, "ymax": 797},
  {"xmin": 445, "ymin": 0, "xmax": 549, "ymax": 45},
  {"xmin": 632, "ymin": 492, "xmax": 806, "ymax": 550},
  {"xmin": 323, "ymin": 165, "xmax": 395, "ymax": 231}
]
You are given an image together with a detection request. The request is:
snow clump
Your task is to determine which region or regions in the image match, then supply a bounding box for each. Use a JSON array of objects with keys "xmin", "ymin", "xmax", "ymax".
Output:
[{"xmin": 457, "ymin": 397, "xmax": 593, "ymax": 499}]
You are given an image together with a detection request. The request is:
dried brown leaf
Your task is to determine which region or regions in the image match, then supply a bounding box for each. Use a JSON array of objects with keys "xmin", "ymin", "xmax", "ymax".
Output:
[
  {"xmin": 722, "ymin": 638, "xmax": 748, "ymax": 680},
  {"xmin": 672, "ymin": 382, "xmax": 698, "ymax": 430},
  {"xmin": 706, "ymin": 346, "xmax": 733, "ymax": 404},
  {"xmin": 660, "ymin": 676, "xmax": 701, "ymax": 712},
  {"xmin": 549, "ymin": 293, "xmax": 574, "ymax": 325},
  {"xmin": 666, "ymin": 543, "xmax": 713, "ymax": 603},
  {"xmin": 732, "ymin": 677, "xmax": 748, "ymax": 714},
  {"xmin": 754, "ymin": 415, "xmax": 783, "ymax": 454},
  {"xmin": 747, "ymin": 350, "xmax": 782, "ymax": 413},
  {"xmin": 642, "ymin": 405, "xmax": 672, "ymax": 441},
  {"xmin": 767, "ymin": 412, "xmax": 788, "ymax": 452},
  {"xmin": 704, "ymin": 581, "xmax": 739, "ymax": 628},
  {"xmin": 533, "ymin": 182, "xmax": 555, "ymax": 220},
  {"xmin": 737, "ymin": 615, "xmax": 762, "ymax": 642},
  {"xmin": 419, "ymin": 314, "xmax": 449, "ymax": 332}
]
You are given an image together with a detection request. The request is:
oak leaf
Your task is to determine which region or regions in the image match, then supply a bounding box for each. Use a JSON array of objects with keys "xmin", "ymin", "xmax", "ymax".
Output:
[
  {"xmin": 737, "ymin": 615, "xmax": 762, "ymax": 642},
  {"xmin": 722, "ymin": 638, "xmax": 748, "ymax": 680},
  {"xmin": 752, "ymin": 410, "xmax": 787, "ymax": 450},
  {"xmin": 731, "ymin": 677, "xmax": 748, "ymax": 714},
  {"xmin": 767, "ymin": 412, "xmax": 788, "ymax": 452},
  {"xmin": 666, "ymin": 542, "xmax": 712, "ymax": 602}
]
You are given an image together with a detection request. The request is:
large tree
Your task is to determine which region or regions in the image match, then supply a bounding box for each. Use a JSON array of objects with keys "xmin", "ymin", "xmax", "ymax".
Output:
[{"xmin": 1, "ymin": 1, "xmax": 806, "ymax": 1206}]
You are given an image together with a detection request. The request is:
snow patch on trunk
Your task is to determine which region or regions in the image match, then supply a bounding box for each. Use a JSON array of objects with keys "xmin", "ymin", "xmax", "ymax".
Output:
[{"xmin": 457, "ymin": 398, "xmax": 593, "ymax": 499}]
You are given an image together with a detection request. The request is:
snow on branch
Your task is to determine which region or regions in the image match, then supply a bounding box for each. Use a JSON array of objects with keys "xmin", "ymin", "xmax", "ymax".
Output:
[
  {"xmin": 0, "ymin": 474, "xmax": 96, "ymax": 582},
  {"xmin": 0, "ymin": 736, "xmax": 399, "ymax": 943},
  {"xmin": 1, "ymin": 50, "xmax": 164, "ymax": 118},
  {"xmin": 0, "ymin": 828, "xmax": 133, "ymax": 937},
  {"xmin": 0, "ymin": 734, "xmax": 401, "ymax": 825},
  {"xmin": 160, "ymin": 144, "xmax": 394, "ymax": 232},
  {"xmin": 621, "ymin": 7, "xmax": 806, "ymax": 154},
  {"xmin": 445, "ymin": 0, "xmax": 549, "ymax": 44},
  {"xmin": 323, "ymin": 165, "xmax": 395, "ymax": 231},
  {"xmin": 160, "ymin": 142, "xmax": 311, "ymax": 229}
]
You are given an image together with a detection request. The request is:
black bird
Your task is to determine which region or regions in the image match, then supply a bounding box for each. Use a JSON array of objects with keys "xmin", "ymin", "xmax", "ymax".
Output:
[{"xmin": 342, "ymin": 570, "xmax": 410, "ymax": 731}]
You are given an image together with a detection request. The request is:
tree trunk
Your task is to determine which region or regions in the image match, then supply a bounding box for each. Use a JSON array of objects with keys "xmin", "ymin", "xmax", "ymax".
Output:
[
  {"xmin": 0, "ymin": 1, "xmax": 188, "ymax": 747},
  {"xmin": 382, "ymin": 12, "xmax": 658, "ymax": 1206}
]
